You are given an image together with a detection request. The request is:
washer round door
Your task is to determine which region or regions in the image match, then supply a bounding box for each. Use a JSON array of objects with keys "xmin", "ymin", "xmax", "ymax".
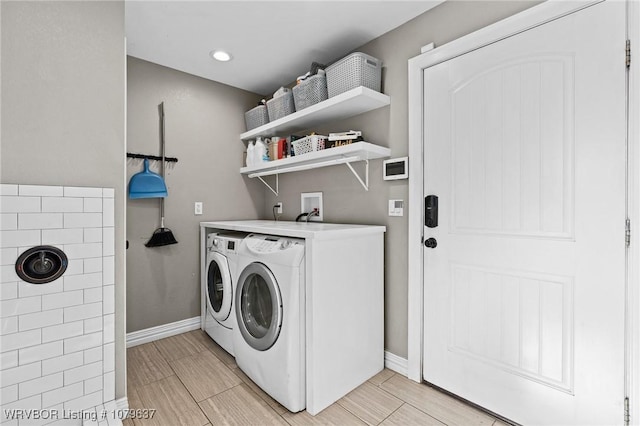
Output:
[
  {"xmin": 235, "ymin": 262, "xmax": 282, "ymax": 351},
  {"xmin": 207, "ymin": 252, "xmax": 233, "ymax": 323}
]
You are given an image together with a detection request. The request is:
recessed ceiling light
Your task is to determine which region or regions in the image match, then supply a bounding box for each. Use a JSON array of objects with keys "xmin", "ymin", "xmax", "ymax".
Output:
[{"xmin": 210, "ymin": 50, "xmax": 232, "ymax": 62}]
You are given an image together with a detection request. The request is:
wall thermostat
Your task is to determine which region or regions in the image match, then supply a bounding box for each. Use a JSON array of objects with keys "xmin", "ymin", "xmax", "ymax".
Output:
[{"xmin": 383, "ymin": 157, "xmax": 408, "ymax": 180}]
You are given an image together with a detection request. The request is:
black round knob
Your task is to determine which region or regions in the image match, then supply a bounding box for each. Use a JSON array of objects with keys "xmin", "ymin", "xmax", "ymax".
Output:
[{"xmin": 424, "ymin": 238, "xmax": 437, "ymax": 248}]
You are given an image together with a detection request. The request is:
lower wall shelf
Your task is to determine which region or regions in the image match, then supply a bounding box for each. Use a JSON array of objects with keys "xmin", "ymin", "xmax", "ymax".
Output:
[{"xmin": 240, "ymin": 142, "xmax": 391, "ymax": 195}]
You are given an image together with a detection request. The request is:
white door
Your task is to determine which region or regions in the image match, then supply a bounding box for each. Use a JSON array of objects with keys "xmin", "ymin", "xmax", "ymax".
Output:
[{"xmin": 422, "ymin": 2, "xmax": 627, "ymax": 424}]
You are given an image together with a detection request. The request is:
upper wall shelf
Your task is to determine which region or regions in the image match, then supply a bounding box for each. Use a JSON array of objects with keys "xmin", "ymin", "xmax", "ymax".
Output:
[
  {"xmin": 240, "ymin": 87, "xmax": 390, "ymax": 141},
  {"xmin": 240, "ymin": 142, "xmax": 390, "ymax": 195}
]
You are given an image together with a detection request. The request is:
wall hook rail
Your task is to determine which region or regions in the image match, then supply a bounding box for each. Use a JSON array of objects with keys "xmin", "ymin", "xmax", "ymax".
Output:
[{"xmin": 127, "ymin": 152, "xmax": 178, "ymax": 163}]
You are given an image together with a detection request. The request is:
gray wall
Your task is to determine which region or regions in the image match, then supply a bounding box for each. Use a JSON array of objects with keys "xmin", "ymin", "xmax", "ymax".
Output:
[
  {"xmin": 262, "ymin": 1, "xmax": 539, "ymax": 359},
  {"xmin": 1, "ymin": 1, "xmax": 127, "ymax": 398},
  {"xmin": 126, "ymin": 57, "xmax": 263, "ymax": 332}
]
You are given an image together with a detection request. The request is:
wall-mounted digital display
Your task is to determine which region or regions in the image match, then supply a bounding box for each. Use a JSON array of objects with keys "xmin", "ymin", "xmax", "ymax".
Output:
[{"xmin": 383, "ymin": 157, "xmax": 408, "ymax": 180}]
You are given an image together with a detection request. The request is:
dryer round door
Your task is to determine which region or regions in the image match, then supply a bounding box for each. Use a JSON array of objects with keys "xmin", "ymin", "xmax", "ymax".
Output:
[
  {"xmin": 207, "ymin": 252, "xmax": 233, "ymax": 322},
  {"xmin": 235, "ymin": 262, "xmax": 282, "ymax": 351}
]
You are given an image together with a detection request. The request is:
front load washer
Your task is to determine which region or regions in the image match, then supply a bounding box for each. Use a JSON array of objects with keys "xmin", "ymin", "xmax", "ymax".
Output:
[
  {"xmin": 233, "ymin": 233, "xmax": 306, "ymax": 412},
  {"xmin": 203, "ymin": 231, "xmax": 247, "ymax": 356}
]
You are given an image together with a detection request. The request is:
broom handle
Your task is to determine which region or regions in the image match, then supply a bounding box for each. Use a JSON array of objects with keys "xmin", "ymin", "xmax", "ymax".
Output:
[{"xmin": 160, "ymin": 102, "xmax": 166, "ymax": 228}]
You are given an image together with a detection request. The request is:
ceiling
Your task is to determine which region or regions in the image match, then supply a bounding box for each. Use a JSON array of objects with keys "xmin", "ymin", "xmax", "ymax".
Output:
[{"xmin": 125, "ymin": 1, "xmax": 443, "ymax": 95}]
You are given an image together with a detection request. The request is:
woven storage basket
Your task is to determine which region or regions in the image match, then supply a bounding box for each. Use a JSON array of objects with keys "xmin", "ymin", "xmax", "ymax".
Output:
[
  {"xmin": 292, "ymin": 135, "xmax": 327, "ymax": 156},
  {"xmin": 267, "ymin": 92, "xmax": 295, "ymax": 121},
  {"xmin": 326, "ymin": 52, "xmax": 382, "ymax": 98},
  {"xmin": 244, "ymin": 105, "xmax": 269, "ymax": 131},
  {"xmin": 293, "ymin": 74, "xmax": 328, "ymax": 111}
]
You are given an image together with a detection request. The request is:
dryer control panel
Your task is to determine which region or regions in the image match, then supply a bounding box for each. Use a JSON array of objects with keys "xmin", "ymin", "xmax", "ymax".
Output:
[{"xmin": 246, "ymin": 234, "xmax": 302, "ymax": 253}]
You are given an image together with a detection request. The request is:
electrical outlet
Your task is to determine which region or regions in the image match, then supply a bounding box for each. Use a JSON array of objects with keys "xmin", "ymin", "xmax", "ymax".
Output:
[
  {"xmin": 194, "ymin": 202, "xmax": 203, "ymax": 215},
  {"xmin": 275, "ymin": 202, "xmax": 283, "ymax": 214}
]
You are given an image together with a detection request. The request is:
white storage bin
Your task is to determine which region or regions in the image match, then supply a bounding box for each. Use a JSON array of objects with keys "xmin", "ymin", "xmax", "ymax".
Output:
[{"xmin": 292, "ymin": 135, "xmax": 327, "ymax": 156}]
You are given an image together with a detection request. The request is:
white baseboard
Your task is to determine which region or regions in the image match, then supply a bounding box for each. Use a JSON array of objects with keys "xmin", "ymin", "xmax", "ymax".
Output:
[
  {"xmin": 384, "ymin": 351, "xmax": 408, "ymax": 376},
  {"xmin": 126, "ymin": 316, "xmax": 201, "ymax": 348},
  {"xmin": 116, "ymin": 397, "xmax": 128, "ymax": 411}
]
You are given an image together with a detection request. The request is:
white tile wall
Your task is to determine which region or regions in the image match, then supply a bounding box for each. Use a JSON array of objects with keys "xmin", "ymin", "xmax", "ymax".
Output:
[
  {"xmin": 63, "ymin": 214, "xmax": 103, "ymax": 230},
  {"xmin": 42, "ymin": 382, "xmax": 83, "ymax": 409},
  {"xmin": 1, "ymin": 350, "xmax": 18, "ymax": 369},
  {"xmin": 0, "ymin": 185, "xmax": 116, "ymax": 425},
  {"xmin": 42, "ymin": 321, "xmax": 83, "ymax": 343},
  {"xmin": 42, "ymin": 352, "xmax": 83, "ymax": 376},
  {"xmin": 84, "ymin": 347, "xmax": 102, "ymax": 364},
  {"xmin": 64, "ymin": 332, "xmax": 102, "ymax": 355},
  {"xmin": 42, "ymin": 197, "xmax": 83, "ymax": 213},
  {"xmin": 19, "ymin": 309, "xmax": 64, "ymax": 331},
  {"xmin": 18, "ymin": 213, "xmax": 64, "ymax": 230},
  {"xmin": 1, "ymin": 316, "xmax": 18, "ymax": 335},
  {"xmin": 42, "ymin": 290, "xmax": 83, "ymax": 310},
  {"xmin": 83, "ymin": 228, "xmax": 103, "ymax": 244},
  {"xmin": 42, "ymin": 229, "xmax": 84, "ymax": 245},
  {"xmin": 18, "ymin": 185, "xmax": 64, "ymax": 197},
  {"xmin": 84, "ymin": 259, "xmax": 102, "ymax": 275},
  {"xmin": 19, "ymin": 341, "xmax": 64, "ymax": 364},
  {"xmin": 1, "ymin": 214, "xmax": 18, "ymax": 231},
  {"xmin": 0, "ymin": 283, "xmax": 18, "ymax": 302},
  {"xmin": 1, "ymin": 248, "xmax": 18, "ymax": 265},
  {"xmin": 64, "ymin": 273, "xmax": 103, "ymax": 292},
  {"xmin": 0, "ymin": 184, "xmax": 19, "ymax": 196}
]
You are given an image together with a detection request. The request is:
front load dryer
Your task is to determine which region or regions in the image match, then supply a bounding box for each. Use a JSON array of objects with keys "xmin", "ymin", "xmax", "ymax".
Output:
[
  {"xmin": 203, "ymin": 231, "xmax": 247, "ymax": 356},
  {"xmin": 233, "ymin": 233, "xmax": 306, "ymax": 412}
]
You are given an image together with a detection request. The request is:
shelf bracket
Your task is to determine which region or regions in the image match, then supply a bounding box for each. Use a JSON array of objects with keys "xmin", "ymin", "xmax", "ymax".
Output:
[
  {"xmin": 345, "ymin": 159, "xmax": 369, "ymax": 191},
  {"xmin": 257, "ymin": 174, "xmax": 279, "ymax": 196}
]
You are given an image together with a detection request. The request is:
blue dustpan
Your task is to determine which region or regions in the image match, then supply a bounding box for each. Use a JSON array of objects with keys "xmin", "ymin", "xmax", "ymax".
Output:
[{"xmin": 128, "ymin": 158, "xmax": 168, "ymax": 199}]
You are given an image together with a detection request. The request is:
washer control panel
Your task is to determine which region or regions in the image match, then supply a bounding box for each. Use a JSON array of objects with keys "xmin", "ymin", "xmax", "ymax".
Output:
[{"xmin": 207, "ymin": 232, "xmax": 247, "ymax": 253}]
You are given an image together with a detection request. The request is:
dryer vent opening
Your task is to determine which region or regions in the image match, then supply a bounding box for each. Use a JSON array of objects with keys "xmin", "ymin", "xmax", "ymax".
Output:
[{"xmin": 15, "ymin": 246, "xmax": 68, "ymax": 284}]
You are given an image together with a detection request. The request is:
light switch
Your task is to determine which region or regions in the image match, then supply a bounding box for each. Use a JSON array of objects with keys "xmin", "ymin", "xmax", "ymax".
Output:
[
  {"xmin": 388, "ymin": 200, "xmax": 404, "ymax": 217},
  {"xmin": 194, "ymin": 202, "xmax": 203, "ymax": 215}
]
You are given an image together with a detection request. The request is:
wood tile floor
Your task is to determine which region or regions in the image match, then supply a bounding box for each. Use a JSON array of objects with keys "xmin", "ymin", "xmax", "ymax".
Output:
[{"xmin": 125, "ymin": 330, "xmax": 508, "ymax": 426}]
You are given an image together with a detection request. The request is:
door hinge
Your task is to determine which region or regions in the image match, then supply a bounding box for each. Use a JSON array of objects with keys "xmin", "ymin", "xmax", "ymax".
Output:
[
  {"xmin": 624, "ymin": 396, "xmax": 630, "ymax": 425},
  {"xmin": 626, "ymin": 219, "xmax": 631, "ymax": 247},
  {"xmin": 626, "ymin": 39, "xmax": 631, "ymax": 67}
]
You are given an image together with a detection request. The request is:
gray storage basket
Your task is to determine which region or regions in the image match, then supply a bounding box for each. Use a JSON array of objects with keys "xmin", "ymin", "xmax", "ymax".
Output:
[
  {"xmin": 326, "ymin": 52, "xmax": 382, "ymax": 98},
  {"xmin": 293, "ymin": 73, "xmax": 328, "ymax": 111},
  {"xmin": 244, "ymin": 105, "xmax": 269, "ymax": 131},
  {"xmin": 267, "ymin": 92, "xmax": 295, "ymax": 121}
]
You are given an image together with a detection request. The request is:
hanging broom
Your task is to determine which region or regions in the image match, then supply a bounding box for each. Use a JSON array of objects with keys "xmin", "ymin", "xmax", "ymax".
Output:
[{"xmin": 146, "ymin": 102, "xmax": 178, "ymax": 247}]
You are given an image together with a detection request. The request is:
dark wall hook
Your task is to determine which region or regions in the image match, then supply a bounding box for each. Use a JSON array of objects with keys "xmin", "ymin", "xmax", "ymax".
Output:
[{"xmin": 127, "ymin": 153, "xmax": 178, "ymax": 163}]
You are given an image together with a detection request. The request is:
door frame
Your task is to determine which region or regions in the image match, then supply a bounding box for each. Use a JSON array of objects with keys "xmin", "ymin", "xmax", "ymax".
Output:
[{"xmin": 407, "ymin": 0, "xmax": 640, "ymax": 421}]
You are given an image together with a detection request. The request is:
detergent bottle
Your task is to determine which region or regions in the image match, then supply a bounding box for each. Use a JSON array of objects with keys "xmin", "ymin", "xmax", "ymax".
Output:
[
  {"xmin": 246, "ymin": 140, "xmax": 255, "ymax": 166},
  {"xmin": 254, "ymin": 137, "xmax": 267, "ymax": 164}
]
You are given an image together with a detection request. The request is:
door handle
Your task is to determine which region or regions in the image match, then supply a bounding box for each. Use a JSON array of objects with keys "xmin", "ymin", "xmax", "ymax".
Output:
[
  {"xmin": 425, "ymin": 195, "xmax": 438, "ymax": 228},
  {"xmin": 424, "ymin": 238, "xmax": 437, "ymax": 248}
]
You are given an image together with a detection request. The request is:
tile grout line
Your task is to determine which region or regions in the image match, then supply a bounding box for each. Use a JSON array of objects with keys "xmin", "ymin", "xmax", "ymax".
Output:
[
  {"xmin": 375, "ymin": 402, "xmax": 404, "ymax": 425},
  {"xmin": 377, "ymin": 378, "xmax": 453, "ymax": 426},
  {"xmin": 334, "ymin": 399, "xmax": 376, "ymax": 425},
  {"xmin": 229, "ymin": 366, "xmax": 288, "ymax": 419},
  {"xmin": 152, "ymin": 333, "xmax": 230, "ymax": 424}
]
